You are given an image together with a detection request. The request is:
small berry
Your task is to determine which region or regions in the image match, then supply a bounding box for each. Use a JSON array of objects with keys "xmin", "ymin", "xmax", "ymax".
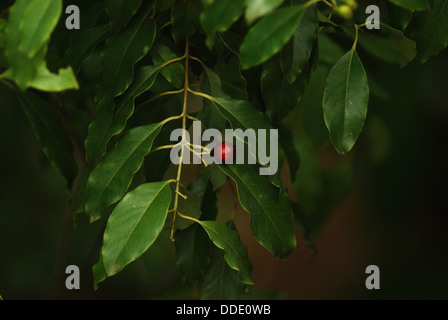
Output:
[
  {"xmin": 212, "ymin": 142, "xmax": 235, "ymax": 163},
  {"xmin": 343, "ymin": 0, "xmax": 358, "ymax": 10},
  {"xmin": 337, "ymin": 5, "xmax": 353, "ymax": 20}
]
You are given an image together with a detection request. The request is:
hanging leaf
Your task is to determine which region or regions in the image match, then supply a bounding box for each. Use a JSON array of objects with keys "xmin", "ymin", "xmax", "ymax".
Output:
[
  {"xmin": 16, "ymin": 0, "xmax": 62, "ymax": 59},
  {"xmin": 278, "ymin": 124, "xmax": 300, "ymax": 182},
  {"xmin": 150, "ymin": 40, "xmax": 185, "ymax": 89},
  {"xmin": 197, "ymin": 220, "xmax": 254, "ymax": 285},
  {"xmin": 200, "ymin": 0, "xmax": 246, "ymax": 48},
  {"xmin": 207, "ymin": 97, "xmax": 276, "ymax": 166},
  {"xmin": 92, "ymin": 253, "xmax": 107, "ymax": 290},
  {"xmin": 280, "ymin": 3, "xmax": 318, "ymax": 84},
  {"xmin": 383, "ymin": 24, "xmax": 417, "ymax": 68},
  {"xmin": 85, "ymin": 122, "xmax": 163, "ymax": 221},
  {"xmin": 26, "ymin": 63, "xmax": 79, "ymax": 92},
  {"xmin": 240, "ymin": 4, "xmax": 306, "ymax": 69},
  {"xmin": 245, "ymin": 0, "xmax": 284, "ymax": 25},
  {"xmin": 412, "ymin": 0, "xmax": 448, "ymax": 63},
  {"xmin": 105, "ymin": 0, "xmax": 143, "ymax": 32},
  {"xmin": 199, "ymin": 245, "xmax": 244, "ymax": 299},
  {"xmin": 85, "ymin": 65, "xmax": 161, "ymax": 167},
  {"xmin": 323, "ymin": 49, "xmax": 369, "ymax": 155},
  {"xmin": 261, "ymin": 45, "xmax": 317, "ymax": 124},
  {"xmin": 102, "ymin": 6, "xmax": 155, "ymax": 99},
  {"xmin": 3, "ymin": 0, "xmax": 64, "ymax": 90},
  {"xmin": 175, "ymin": 223, "xmax": 212, "ymax": 287},
  {"xmin": 15, "ymin": 92, "xmax": 77, "ymax": 187},
  {"xmin": 63, "ymin": 24, "xmax": 111, "ymax": 74},
  {"xmin": 101, "ymin": 181, "xmax": 172, "ymax": 277},
  {"xmin": 218, "ymin": 164, "xmax": 297, "ymax": 258},
  {"xmin": 172, "ymin": 0, "xmax": 204, "ymax": 42}
]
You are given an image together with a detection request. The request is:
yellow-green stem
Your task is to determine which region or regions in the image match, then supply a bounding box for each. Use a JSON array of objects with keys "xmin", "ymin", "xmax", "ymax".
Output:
[{"xmin": 170, "ymin": 38, "xmax": 190, "ymax": 241}]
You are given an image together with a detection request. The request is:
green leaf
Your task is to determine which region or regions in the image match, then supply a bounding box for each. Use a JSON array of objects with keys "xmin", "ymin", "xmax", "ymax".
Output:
[
  {"xmin": 200, "ymin": 0, "xmax": 246, "ymax": 48},
  {"xmin": 218, "ymin": 164, "xmax": 297, "ymax": 258},
  {"xmin": 262, "ymin": 45, "xmax": 316, "ymax": 124},
  {"xmin": 209, "ymin": 165, "xmax": 228, "ymax": 192},
  {"xmin": 199, "ymin": 245, "xmax": 244, "ymax": 299},
  {"xmin": 387, "ymin": 0, "xmax": 430, "ymax": 11},
  {"xmin": 200, "ymin": 62, "xmax": 229, "ymax": 98},
  {"xmin": 245, "ymin": 0, "xmax": 284, "ymax": 25},
  {"xmin": 101, "ymin": 181, "xmax": 172, "ymax": 277},
  {"xmin": 85, "ymin": 122, "xmax": 163, "ymax": 222},
  {"xmin": 412, "ymin": 0, "xmax": 448, "ymax": 63},
  {"xmin": 298, "ymin": 64, "xmax": 331, "ymax": 148},
  {"xmin": 197, "ymin": 220, "xmax": 254, "ymax": 285},
  {"xmin": 278, "ymin": 124, "xmax": 300, "ymax": 182},
  {"xmin": 386, "ymin": 3, "xmax": 414, "ymax": 30},
  {"xmin": 355, "ymin": 29, "xmax": 400, "ymax": 65},
  {"xmin": 323, "ymin": 49, "xmax": 369, "ymax": 155},
  {"xmin": 382, "ymin": 24, "xmax": 417, "ymax": 68},
  {"xmin": 150, "ymin": 40, "xmax": 185, "ymax": 89},
  {"xmin": 17, "ymin": 0, "xmax": 62, "ymax": 59},
  {"xmin": 92, "ymin": 254, "xmax": 107, "ymax": 290},
  {"xmin": 209, "ymin": 97, "xmax": 271, "ymax": 133},
  {"xmin": 102, "ymin": 7, "xmax": 155, "ymax": 98},
  {"xmin": 63, "ymin": 24, "xmax": 110, "ymax": 74},
  {"xmin": 16, "ymin": 92, "xmax": 77, "ymax": 187},
  {"xmin": 175, "ymin": 224, "xmax": 212, "ymax": 287},
  {"xmin": 291, "ymin": 201, "xmax": 317, "ymax": 259},
  {"xmin": 85, "ymin": 65, "xmax": 161, "ymax": 167},
  {"xmin": 199, "ymin": 180, "xmax": 219, "ymax": 221},
  {"xmin": 4, "ymin": 0, "xmax": 58, "ymax": 90},
  {"xmin": 27, "ymin": 63, "xmax": 79, "ymax": 92},
  {"xmin": 207, "ymin": 97, "xmax": 274, "ymax": 163},
  {"xmin": 172, "ymin": 0, "xmax": 204, "ymax": 42},
  {"xmin": 105, "ymin": 0, "xmax": 143, "ymax": 32},
  {"xmin": 240, "ymin": 4, "xmax": 306, "ymax": 69},
  {"xmin": 214, "ymin": 48, "xmax": 248, "ymax": 99},
  {"xmin": 280, "ymin": 4, "xmax": 318, "ymax": 84}
]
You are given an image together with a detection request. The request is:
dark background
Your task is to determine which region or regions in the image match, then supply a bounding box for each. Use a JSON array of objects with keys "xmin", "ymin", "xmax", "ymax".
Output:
[{"xmin": 0, "ymin": 25, "xmax": 447, "ymax": 299}]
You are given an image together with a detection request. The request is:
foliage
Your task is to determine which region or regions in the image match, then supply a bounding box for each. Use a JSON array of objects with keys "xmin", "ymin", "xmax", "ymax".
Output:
[{"xmin": 0, "ymin": 0, "xmax": 447, "ymax": 299}]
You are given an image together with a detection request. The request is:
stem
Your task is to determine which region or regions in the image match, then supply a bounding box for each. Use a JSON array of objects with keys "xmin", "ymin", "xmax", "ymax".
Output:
[
  {"xmin": 170, "ymin": 38, "xmax": 191, "ymax": 241},
  {"xmin": 177, "ymin": 211, "xmax": 201, "ymax": 224},
  {"xmin": 160, "ymin": 55, "xmax": 186, "ymax": 71},
  {"xmin": 161, "ymin": 113, "xmax": 184, "ymax": 125},
  {"xmin": 187, "ymin": 88, "xmax": 214, "ymax": 102},
  {"xmin": 0, "ymin": 77, "xmax": 15, "ymax": 90},
  {"xmin": 352, "ymin": 25, "xmax": 360, "ymax": 50},
  {"xmin": 158, "ymin": 21, "xmax": 172, "ymax": 32},
  {"xmin": 155, "ymin": 88, "xmax": 184, "ymax": 99},
  {"xmin": 150, "ymin": 144, "xmax": 179, "ymax": 153}
]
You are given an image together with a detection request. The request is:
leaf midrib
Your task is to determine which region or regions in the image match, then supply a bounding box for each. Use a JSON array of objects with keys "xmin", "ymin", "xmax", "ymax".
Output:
[
  {"xmin": 20, "ymin": 0, "xmax": 53, "ymax": 57},
  {"xmin": 342, "ymin": 49, "xmax": 356, "ymax": 144}
]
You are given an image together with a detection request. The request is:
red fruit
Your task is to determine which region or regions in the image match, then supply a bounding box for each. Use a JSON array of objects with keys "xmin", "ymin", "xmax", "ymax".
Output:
[{"xmin": 212, "ymin": 142, "xmax": 234, "ymax": 163}]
